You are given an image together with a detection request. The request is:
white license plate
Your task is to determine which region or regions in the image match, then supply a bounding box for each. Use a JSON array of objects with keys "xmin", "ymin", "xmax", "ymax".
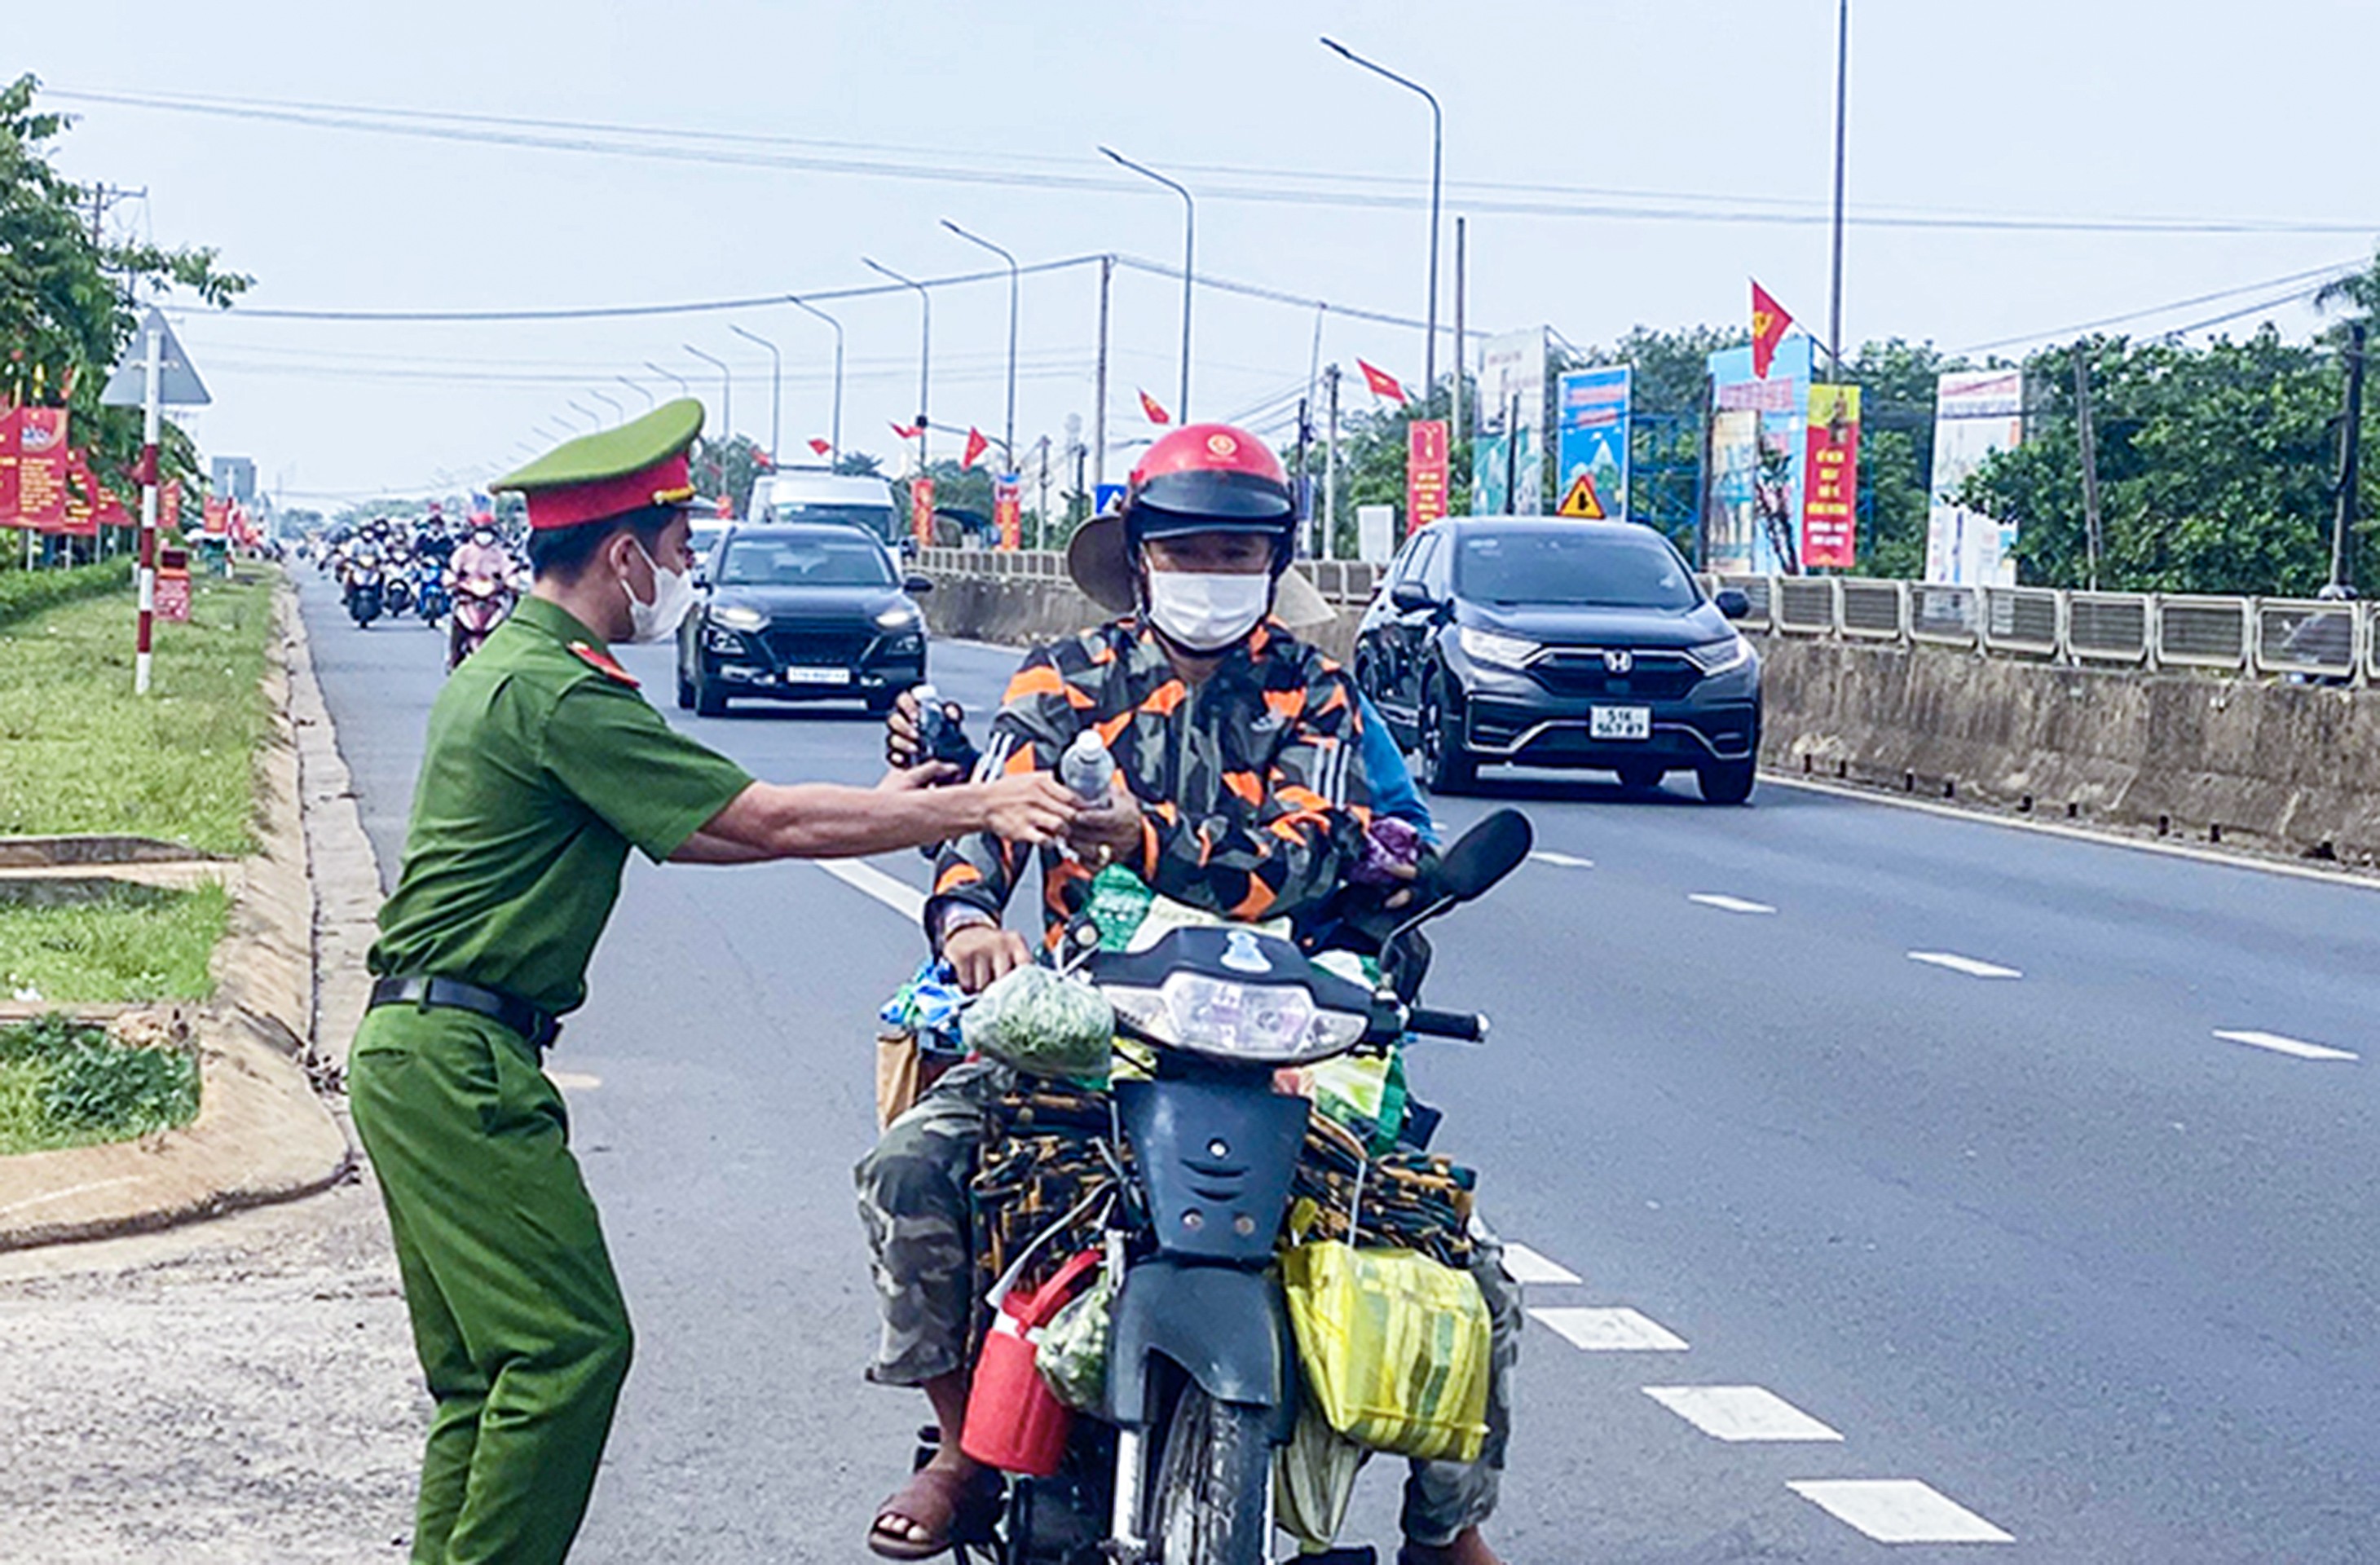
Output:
[
  {"xmin": 1589, "ymin": 705, "xmax": 1652, "ymax": 741},
  {"xmin": 782, "ymin": 666, "xmax": 852, "ymax": 686}
]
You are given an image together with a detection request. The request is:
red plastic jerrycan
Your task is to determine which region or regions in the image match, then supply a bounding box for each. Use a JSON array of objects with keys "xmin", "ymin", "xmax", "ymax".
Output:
[{"xmin": 961, "ymin": 1248, "xmax": 1103, "ymax": 1476}]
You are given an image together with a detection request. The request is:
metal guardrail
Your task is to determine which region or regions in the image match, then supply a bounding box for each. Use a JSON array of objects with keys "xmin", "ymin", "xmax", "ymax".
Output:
[{"xmin": 917, "ymin": 547, "xmax": 1386, "ymax": 606}]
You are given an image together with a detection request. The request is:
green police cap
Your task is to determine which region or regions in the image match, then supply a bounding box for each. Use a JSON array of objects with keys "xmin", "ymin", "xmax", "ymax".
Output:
[{"xmin": 495, "ymin": 398, "xmax": 707, "ymax": 531}]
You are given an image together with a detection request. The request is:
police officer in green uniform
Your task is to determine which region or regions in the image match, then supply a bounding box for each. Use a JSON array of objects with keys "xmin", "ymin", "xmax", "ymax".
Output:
[{"xmin": 348, "ymin": 399, "xmax": 1078, "ymax": 1565}]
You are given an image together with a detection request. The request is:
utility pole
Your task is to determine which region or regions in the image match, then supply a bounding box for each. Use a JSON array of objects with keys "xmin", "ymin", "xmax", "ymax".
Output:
[
  {"xmin": 1034, "ymin": 434, "xmax": 1052, "ymax": 550},
  {"xmin": 1092, "ymin": 255, "xmax": 1113, "ymax": 496},
  {"xmin": 2334, "ymin": 321, "xmax": 2366, "ymax": 592},
  {"xmin": 1324, "ymin": 364, "xmax": 1342, "ymax": 557},
  {"xmin": 1504, "ymin": 390, "xmax": 1521, "ymax": 512},
  {"xmin": 1826, "ymin": 0, "xmax": 1850, "ymax": 383},
  {"xmin": 1452, "ymin": 216, "xmax": 1467, "ymax": 450},
  {"xmin": 2074, "ymin": 344, "xmax": 2104, "ymax": 591},
  {"xmin": 1294, "ymin": 396, "xmax": 1312, "ymax": 555}
]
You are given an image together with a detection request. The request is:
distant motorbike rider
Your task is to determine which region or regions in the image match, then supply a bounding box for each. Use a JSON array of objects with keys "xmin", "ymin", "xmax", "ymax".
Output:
[
  {"xmin": 446, "ymin": 518, "xmax": 522, "ymax": 669},
  {"xmin": 857, "ymin": 425, "xmax": 1518, "ymax": 1565}
]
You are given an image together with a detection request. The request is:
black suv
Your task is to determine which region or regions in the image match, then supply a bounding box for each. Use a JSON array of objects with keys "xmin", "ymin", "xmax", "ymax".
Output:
[
  {"xmin": 1355, "ymin": 517, "xmax": 1761, "ymax": 802},
  {"xmin": 676, "ymin": 523, "xmax": 931, "ymax": 716}
]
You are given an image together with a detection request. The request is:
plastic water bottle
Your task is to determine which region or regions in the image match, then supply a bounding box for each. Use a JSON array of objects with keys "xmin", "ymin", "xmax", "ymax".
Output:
[
  {"xmin": 910, "ymin": 683, "xmax": 978, "ymax": 773},
  {"xmin": 1058, "ymin": 730, "xmax": 1117, "ymax": 809}
]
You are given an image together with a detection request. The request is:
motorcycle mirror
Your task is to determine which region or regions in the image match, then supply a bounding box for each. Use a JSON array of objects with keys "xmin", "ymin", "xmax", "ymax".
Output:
[{"xmin": 1435, "ymin": 809, "xmax": 1535, "ymax": 904}]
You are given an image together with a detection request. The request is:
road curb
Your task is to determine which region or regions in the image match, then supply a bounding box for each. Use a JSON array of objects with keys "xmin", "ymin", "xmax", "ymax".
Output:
[{"xmin": 0, "ymin": 575, "xmax": 361, "ymax": 1251}]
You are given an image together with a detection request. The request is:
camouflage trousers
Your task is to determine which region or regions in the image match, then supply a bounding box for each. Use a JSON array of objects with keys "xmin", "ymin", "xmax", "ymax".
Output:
[{"xmin": 851, "ymin": 1060, "xmax": 1521, "ymax": 1546}]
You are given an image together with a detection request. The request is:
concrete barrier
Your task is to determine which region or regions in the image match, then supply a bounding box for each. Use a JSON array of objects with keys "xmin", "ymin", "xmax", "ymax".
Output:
[{"xmin": 919, "ymin": 568, "xmax": 2380, "ymax": 868}]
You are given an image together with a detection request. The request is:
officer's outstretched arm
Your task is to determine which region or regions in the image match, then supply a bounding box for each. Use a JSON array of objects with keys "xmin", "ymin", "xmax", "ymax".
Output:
[{"xmin": 677, "ymin": 769, "xmax": 1078, "ymax": 863}]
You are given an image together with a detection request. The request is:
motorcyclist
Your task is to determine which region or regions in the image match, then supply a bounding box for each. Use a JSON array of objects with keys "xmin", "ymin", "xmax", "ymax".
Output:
[
  {"xmin": 446, "ymin": 515, "xmax": 522, "ymax": 666},
  {"xmin": 857, "ymin": 425, "xmax": 1515, "ymax": 1565},
  {"xmin": 2282, "ymin": 581, "xmax": 2358, "ymax": 684}
]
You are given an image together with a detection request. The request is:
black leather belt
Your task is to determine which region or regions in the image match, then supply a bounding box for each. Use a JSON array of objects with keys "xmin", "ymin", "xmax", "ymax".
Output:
[{"xmin": 368, "ymin": 976, "xmax": 560, "ymax": 1051}]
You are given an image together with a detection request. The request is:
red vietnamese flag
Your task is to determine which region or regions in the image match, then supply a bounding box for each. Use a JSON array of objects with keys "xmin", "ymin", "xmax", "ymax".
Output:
[
  {"xmin": 751, "ymin": 447, "xmax": 774, "ymax": 470},
  {"xmin": 1751, "ymin": 280, "xmax": 1795, "ymax": 380},
  {"xmin": 1139, "ymin": 389, "xmax": 1171, "ymax": 425},
  {"xmin": 962, "ymin": 426, "xmax": 989, "ymax": 469},
  {"xmin": 1358, "ymin": 359, "xmax": 1408, "ymax": 403},
  {"xmin": 808, "ymin": 438, "xmax": 832, "ymax": 457},
  {"xmin": 891, "ymin": 421, "xmax": 922, "ymax": 441}
]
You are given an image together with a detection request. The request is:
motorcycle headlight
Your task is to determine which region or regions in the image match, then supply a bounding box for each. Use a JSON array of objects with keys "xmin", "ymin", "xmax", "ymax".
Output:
[
  {"xmin": 1684, "ymin": 634, "xmax": 1752, "ymax": 674},
  {"xmin": 1456, "ymin": 626, "xmax": 1541, "ymax": 669},
  {"xmin": 711, "ymin": 605, "xmax": 768, "ymax": 633},
  {"xmin": 875, "ymin": 605, "xmax": 920, "ymax": 631},
  {"xmin": 1105, "ymin": 975, "xmax": 1369, "ymax": 1065}
]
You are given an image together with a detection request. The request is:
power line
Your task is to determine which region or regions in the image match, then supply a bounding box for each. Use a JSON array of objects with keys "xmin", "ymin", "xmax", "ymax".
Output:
[{"xmin": 1956, "ymin": 260, "xmax": 2358, "ymax": 354}]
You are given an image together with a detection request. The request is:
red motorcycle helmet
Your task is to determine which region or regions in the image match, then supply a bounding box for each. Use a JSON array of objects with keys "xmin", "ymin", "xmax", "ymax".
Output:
[{"xmin": 1123, "ymin": 424, "xmax": 1298, "ymax": 562}]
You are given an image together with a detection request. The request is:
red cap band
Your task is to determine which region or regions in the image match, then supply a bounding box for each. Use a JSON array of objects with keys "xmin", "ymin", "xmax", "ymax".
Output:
[{"xmin": 524, "ymin": 453, "xmax": 695, "ymax": 531}]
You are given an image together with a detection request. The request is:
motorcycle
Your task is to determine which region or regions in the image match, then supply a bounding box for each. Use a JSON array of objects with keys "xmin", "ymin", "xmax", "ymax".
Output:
[
  {"xmin": 413, "ymin": 561, "xmax": 452, "ymax": 627},
  {"xmin": 346, "ymin": 553, "xmax": 386, "ymax": 628},
  {"xmin": 447, "ymin": 572, "xmax": 513, "ymax": 669},
  {"xmin": 383, "ymin": 566, "xmax": 415, "ymax": 618},
  {"xmin": 941, "ymin": 808, "xmax": 1534, "ymax": 1565}
]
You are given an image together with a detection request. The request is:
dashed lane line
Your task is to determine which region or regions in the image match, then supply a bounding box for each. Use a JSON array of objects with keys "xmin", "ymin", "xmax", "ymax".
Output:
[
  {"xmin": 1787, "ymin": 1479, "xmax": 2014, "ymax": 1545},
  {"xmin": 1529, "ymin": 1306, "xmax": 1690, "ymax": 1352},
  {"xmin": 2215, "ymin": 1029, "xmax": 2359, "ymax": 1062},
  {"xmin": 1906, "ymin": 950, "xmax": 2023, "ymax": 980},
  {"xmin": 1501, "ymin": 1243, "xmax": 1582, "ymax": 1286},
  {"xmin": 1688, "ymin": 893, "xmax": 1777, "ymax": 915},
  {"xmin": 817, "ymin": 858, "xmax": 928, "ymax": 923},
  {"xmin": 1642, "ymin": 1386, "xmax": 1843, "ymax": 1443},
  {"xmin": 1530, "ymin": 850, "xmax": 1596, "ymax": 870}
]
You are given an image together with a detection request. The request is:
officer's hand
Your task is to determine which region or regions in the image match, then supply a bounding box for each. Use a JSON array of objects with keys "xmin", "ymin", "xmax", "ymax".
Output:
[
  {"xmin": 977, "ymin": 774, "xmax": 1080, "ymax": 845},
  {"xmin": 878, "ymin": 760, "xmax": 959, "ymax": 791},
  {"xmin": 1065, "ymin": 798, "xmax": 1145, "ymax": 870},
  {"xmin": 945, "ymin": 924, "xmax": 1031, "ymax": 993}
]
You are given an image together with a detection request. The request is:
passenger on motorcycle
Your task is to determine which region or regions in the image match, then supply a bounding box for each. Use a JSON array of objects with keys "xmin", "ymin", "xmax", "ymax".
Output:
[{"xmin": 858, "ymin": 425, "xmax": 1517, "ymax": 1565}]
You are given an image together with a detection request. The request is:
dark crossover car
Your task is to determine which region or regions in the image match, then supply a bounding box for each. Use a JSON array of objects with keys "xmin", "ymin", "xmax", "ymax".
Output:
[
  {"xmin": 1355, "ymin": 517, "xmax": 1762, "ymax": 803},
  {"xmin": 675, "ymin": 523, "xmax": 931, "ymax": 716}
]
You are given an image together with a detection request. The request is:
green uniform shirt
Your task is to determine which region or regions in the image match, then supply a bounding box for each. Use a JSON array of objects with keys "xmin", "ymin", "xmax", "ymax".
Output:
[{"xmin": 368, "ymin": 596, "xmax": 754, "ymax": 1016}]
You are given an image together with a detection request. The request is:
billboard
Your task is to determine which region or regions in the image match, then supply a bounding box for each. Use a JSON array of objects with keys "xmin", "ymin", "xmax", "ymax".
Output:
[
  {"xmin": 1556, "ymin": 368, "xmax": 1631, "ymax": 522},
  {"xmin": 1474, "ymin": 328, "xmax": 1547, "ymax": 514},
  {"xmin": 1703, "ymin": 335, "xmax": 1813, "ymax": 573},
  {"xmin": 1801, "ymin": 385, "xmax": 1861, "ymax": 570},
  {"xmin": 1406, "ymin": 420, "xmax": 1450, "ymax": 534},
  {"xmin": 1927, "ymin": 369, "xmax": 2024, "ymax": 584}
]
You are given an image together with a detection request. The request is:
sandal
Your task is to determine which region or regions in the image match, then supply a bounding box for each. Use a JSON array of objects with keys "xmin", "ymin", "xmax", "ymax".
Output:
[{"xmin": 868, "ymin": 1466, "xmax": 997, "ymax": 1560}]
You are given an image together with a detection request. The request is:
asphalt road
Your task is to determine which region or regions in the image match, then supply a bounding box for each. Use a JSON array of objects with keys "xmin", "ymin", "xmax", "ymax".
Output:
[{"xmin": 296, "ymin": 566, "xmax": 2380, "ymax": 1563}]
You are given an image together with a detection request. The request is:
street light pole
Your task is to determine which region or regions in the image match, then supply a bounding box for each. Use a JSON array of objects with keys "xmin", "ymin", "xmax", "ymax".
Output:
[
  {"xmin": 864, "ymin": 257, "xmax": 932, "ymax": 470},
  {"xmin": 588, "ymin": 389, "xmax": 623, "ymax": 425},
  {"xmin": 645, "ymin": 361, "xmax": 690, "ymax": 397},
  {"xmin": 1827, "ymin": 0, "xmax": 1850, "ymax": 382},
  {"xmin": 730, "ymin": 324, "xmax": 782, "ymax": 461},
  {"xmin": 567, "ymin": 399, "xmax": 600, "ymax": 430},
  {"xmin": 1100, "ymin": 147, "xmax": 1194, "ymax": 421},
  {"xmin": 1322, "ymin": 37, "xmax": 1443, "ymax": 399},
  {"xmin": 683, "ymin": 345, "xmax": 732, "ymax": 440},
  {"xmin": 943, "ymin": 218, "xmax": 1021, "ymax": 470},
  {"xmin": 617, "ymin": 374, "xmax": 656, "ymax": 410},
  {"xmin": 786, "ymin": 294, "xmax": 846, "ymax": 465}
]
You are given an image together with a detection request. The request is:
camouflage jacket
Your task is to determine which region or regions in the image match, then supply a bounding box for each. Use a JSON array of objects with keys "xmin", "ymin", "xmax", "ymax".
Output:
[{"xmin": 927, "ymin": 617, "xmax": 1376, "ymax": 950}]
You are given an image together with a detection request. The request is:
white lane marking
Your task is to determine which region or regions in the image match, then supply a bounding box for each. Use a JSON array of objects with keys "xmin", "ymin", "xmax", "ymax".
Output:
[
  {"xmin": 544, "ymin": 1071, "xmax": 602, "ymax": 1091},
  {"xmin": 1689, "ymin": 893, "xmax": 1776, "ymax": 915},
  {"xmin": 1787, "ymin": 1479, "xmax": 2014, "ymax": 1544},
  {"xmin": 2215, "ymin": 1029, "xmax": 2359, "ymax": 1063},
  {"xmin": 1643, "ymin": 1386, "xmax": 1843, "ymax": 1443},
  {"xmin": 1906, "ymin": 950, "xmax": 2023, "ymax": 980},
  {"xmin": 1530, "ymin": 850, "xmax": 1596, "ymax": 870},
  {"xmin": 817, "ymin": 858, "xmax": 928, "ymax": 924},
  {"xmin": 1501, "ymin": 1243, "xmax": 1581, "ymax": 1286},
  {"xmin": 1529, "ymin": 1306, "xmax": 1689, "ymax": 1352}
]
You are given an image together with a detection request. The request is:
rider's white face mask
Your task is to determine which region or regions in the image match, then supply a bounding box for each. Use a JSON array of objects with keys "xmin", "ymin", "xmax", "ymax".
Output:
[
  {"xmin": 1143, "ymin": 569, "xmax": 1273, "ymax": 653},
  {"xmin": 624, "ymin": 540, "xmax": 698, "ymax": 643}
]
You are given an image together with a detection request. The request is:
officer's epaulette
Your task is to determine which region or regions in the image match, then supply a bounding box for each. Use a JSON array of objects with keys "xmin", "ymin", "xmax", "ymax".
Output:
[{"xmin": 566, "ymin": 641, "xmax": 640, "ymax": 689}]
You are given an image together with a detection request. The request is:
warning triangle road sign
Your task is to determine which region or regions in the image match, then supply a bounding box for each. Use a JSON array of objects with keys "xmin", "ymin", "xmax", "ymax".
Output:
[
  {"xmin": 1558, "ymin": 471, "xmax": 1606, "ymax": 518},
  {"xmin": 101, "ymin": 308, "xmax": 211, "ymax": 408}
]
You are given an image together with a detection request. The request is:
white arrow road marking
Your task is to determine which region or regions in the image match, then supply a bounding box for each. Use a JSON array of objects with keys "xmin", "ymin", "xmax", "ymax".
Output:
[
  {"xmin": 1787, "ymin": 1479, "xmax": 2013, "ymax": 1544},
  {"xmin": 1530, "ymin": 851, "xmax": 1596, "ymax": 870},
  {"xmin": 1643, "ymin": 1386, "xmax": 1843, "ymax": 1443},
  {"xmin": 1529, "ymin": 1306, "xmax": 1689, "ymax": 1351},
  {"xmin": 1689, "ymin": 893, "xmax": 1776, "ymax": 915},
  {"xmin": 817, "ymin": 859, "xmax": 928, "ymax": 923},
  {"xmin": 2215, "ymin": 1029, "xmax": 2359, "ymax": 1062},
  {"xmin": 1906, "ymin": 950, "xmax": 2022, "ymax": 980},
  {"xmin": 1501, "ymin": 1243, "xmax": 1581, "ymax": 1286}
]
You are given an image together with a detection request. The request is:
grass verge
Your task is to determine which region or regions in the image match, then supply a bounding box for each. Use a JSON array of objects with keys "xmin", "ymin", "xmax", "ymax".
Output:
[
  {"xmin": 0, "ymin": 882, "xmax": 231, "ymax": 1005},
  {"xmin": 0, "ymin": 1012, "xmax": 201, "ymax": 1156},
  {"xmin": 0, "ymin": 567, "xmax": 275, "ymax": 855}
]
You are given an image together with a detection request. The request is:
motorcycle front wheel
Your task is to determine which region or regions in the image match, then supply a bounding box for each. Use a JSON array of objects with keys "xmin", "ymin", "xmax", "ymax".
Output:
[{"xmin": 1147, "ymin": 1385, "xmax": 1270, "ymax": 1565}]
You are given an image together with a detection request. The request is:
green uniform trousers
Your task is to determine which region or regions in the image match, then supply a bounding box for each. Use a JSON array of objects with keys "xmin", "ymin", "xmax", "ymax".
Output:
[{"xmin": 349, "ymin": 1004, "xmax": 632, "ymax": 1565}]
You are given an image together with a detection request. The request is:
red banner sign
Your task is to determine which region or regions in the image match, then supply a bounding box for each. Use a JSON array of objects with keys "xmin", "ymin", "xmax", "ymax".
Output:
[
  {"xmin": 15, "ymin": 408, "xmax": 68, "ymax": 531},
  {"xmin": 993, "ymin": 473, "xmax": 1022, "ymax": 550},
  {"xmin": 156, "ymin": 548, "xmax": 192, "ymax": 622},
  {"xmin": 910, "ymin": 476, "xmax": 936, "ymax": 549},
  {"xmin": 62, "ymin": 452, "xmax": 99, "ymax": 538},
  {"xmin": 1800, "ymin": 385, "xmax": 1862, "ymax": 570},
  {"xmin": 161, "ymin": 479, "xmax": 183, "ymax": 531},
  {"xmin": 202, "ymin": 496, "xmax": 231, "ymax": 536},
  {"xmin": 1405, "ymin": 420, "xmax": 1450, "ymax": 535},
  {"xmin": 0, "ymin": 407, "xmax": 19, "ymax": 524}
]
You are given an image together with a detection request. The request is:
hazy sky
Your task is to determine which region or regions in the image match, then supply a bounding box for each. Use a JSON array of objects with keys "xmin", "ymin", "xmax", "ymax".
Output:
[{"xmin": 24, "ymin": 0, "xmax": 2380, "ymax": 505}]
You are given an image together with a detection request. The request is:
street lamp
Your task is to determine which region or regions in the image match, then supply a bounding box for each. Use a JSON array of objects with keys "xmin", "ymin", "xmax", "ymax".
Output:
[
  {"xmin": 566, "ymin": 399, "xmax": 600, "ymax": 430},
  {"xmin": 589, "ymin": 389, "xmax": 623, "ymax": 425},
  {"xmin": 787, "ymin": 295, "xmax": 846, "ymax": 465},
  {"xmin": 864, "ymin": 257, "xmax": 932, "ymax": 469},
  {"xmin": 943, "ymin": 218, "xmax": 1020, "ymax": 471},
  {"xmin": 684, "ymin": 344, "xmax": 732, "ymax": 440},
  {"xmin": 730, "ymin": 324, "xmax": 782, "ymax": 462},
  {"xmin": 1100, "ymin": 147, "xmax": 1193, "ymax": 421},
  {"xmin": 617, "ymin": 374, "xmax": 656, "ymax": 410},
  {"xmin": 645, "ymin": 361, "xmax": 690, "ymax": 397},
  {"xmin": 1321, "ymin": 37, "xmax": 1443, "ymax": 401}
]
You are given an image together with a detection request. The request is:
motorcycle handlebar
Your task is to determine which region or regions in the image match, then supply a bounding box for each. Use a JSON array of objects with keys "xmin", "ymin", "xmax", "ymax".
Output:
[{"xmin": 1404, "ymin": 1006, "xmax": 1489, "ymax": 1044}]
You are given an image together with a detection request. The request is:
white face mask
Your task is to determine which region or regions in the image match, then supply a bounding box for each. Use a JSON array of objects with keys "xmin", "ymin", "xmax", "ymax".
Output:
[
  {"xmin": 1143, "ymin": 569, "xmax": 1273, "ymax": 653},
  {"xmin": 623, "ymin": 540, "xmax": 698, "ymax": 643}
]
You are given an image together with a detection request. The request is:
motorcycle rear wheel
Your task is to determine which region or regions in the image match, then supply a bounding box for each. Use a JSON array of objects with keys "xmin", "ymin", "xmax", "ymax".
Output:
[{"xmin": 1148, "ymin": 1386, "xmax": 1270, "ymax": 1565}]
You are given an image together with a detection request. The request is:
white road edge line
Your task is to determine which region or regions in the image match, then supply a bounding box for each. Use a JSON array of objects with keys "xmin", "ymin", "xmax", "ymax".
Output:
[
  {"xmin": 1528, "ymin": 1306, "xmax": 1689, "ymax": 1352},
  {"xmin": 1689, "ymin": 893, "xmax": 1776, "ymax": 915},
  {"xmin": 1643, "ymin": 1386, "xmax": 1843, "ymax": 1443},
  {"xmin": 817, "ymin": 859, "xmax": 928, "ymax": 924},
  {"xmin": 2215, "ymin": 1029, "xmax": 2360, "ymax": 1063},
  {"xmin": 1530, "ymin": 851, "xmax": 1596, "ymax": 870},
  {"xmin": 1907, "ymin": 950, "xmax": 2023, "ymax": 980},
  {"xmin": 1787, "ymin": 1479, "xmax": 2014, "ymax": 1545},
  {"xmin": 1501, "ymin": 1243, "xmax": 1581, "ymax": 1286}
]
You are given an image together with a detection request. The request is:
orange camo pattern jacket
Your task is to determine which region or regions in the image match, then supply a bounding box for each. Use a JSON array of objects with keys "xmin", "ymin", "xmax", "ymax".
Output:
[{"xmin": 927, "ymin": 617, "xmax": 1375, "ymax": 950}]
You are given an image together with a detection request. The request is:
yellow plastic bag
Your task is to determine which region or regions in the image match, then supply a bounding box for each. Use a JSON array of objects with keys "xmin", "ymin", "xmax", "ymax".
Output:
[{"xmin": 1280, "ymin": 1240, "xmax": 1491, "ymax": 1464}]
